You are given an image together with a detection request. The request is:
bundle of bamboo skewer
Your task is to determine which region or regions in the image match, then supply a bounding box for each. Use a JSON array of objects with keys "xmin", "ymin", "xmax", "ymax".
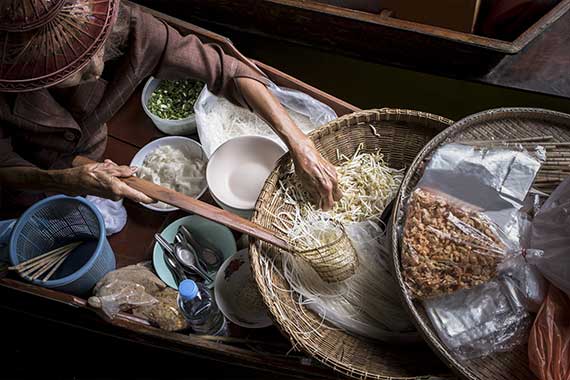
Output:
[
  {"xmin": 9, "ymin": 241, "xmax": 82, "ymax": 282},
  {"xmin": 458, "ymin": 135, "xmax": 570, "ymax": 193}
]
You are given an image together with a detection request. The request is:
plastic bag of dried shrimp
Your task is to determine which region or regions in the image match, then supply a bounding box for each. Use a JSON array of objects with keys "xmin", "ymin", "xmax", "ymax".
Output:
[
  {"xmin": 401, "ymin": 143, "xmax": 545, "ymax": 300},
  {"xmin": 400, "ymin": 143, "xmax": 546, "ymax": 359}
]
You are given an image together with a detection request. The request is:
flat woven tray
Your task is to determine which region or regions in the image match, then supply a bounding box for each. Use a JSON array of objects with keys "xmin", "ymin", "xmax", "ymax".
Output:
[
  {"xmin": 249, "ymin": 108, "xmax": 455, "ymax": 379},
  {"xmin": 390, "ymin": 108, "xmax": 570, "ymax": 380}
]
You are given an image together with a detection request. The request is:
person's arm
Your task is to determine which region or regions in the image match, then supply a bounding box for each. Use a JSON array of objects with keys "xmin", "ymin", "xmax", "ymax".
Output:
[
  {"xmin": 0, "ymin": 126, "xmax": 152, "ymax": 203},
  {"xmin": 236, "ymin": 78, "xmax": 341, "ymax": 209},
  {"xmin": 150, "ymin": 16, "xmax": 341, "ymax": 209},
  {"xmin": 0, "ymin": 161, "xmax": 153, "ymax": 204}
]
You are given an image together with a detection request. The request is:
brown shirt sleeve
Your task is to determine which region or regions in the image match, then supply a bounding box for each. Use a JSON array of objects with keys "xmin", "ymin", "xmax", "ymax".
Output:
[
  {"xmin": 0, "ymin": 126, "xmax": 34, "ymax": 169},
  {"xmin": 150, "ymin": 17, "xmax": 269, "ymax": 110}
]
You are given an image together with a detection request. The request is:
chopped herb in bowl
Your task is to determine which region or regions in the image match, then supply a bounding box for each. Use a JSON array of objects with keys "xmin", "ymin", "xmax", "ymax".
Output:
[{"xmin": 147, "ymin": 79, "xmax": 204, "ymax": 120}]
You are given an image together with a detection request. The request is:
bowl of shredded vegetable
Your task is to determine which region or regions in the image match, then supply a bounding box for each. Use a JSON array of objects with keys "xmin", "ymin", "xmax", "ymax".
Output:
[
  {"xmin": 131, "ymin": 136, "xmax": 208, "ymax": 212},
  {"xmin": 142, "ymin": 77, "xmax": 204, "ymax": 135}
]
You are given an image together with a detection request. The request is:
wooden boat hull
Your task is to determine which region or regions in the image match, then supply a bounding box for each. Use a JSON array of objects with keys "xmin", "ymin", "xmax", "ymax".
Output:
[
  {"xmin": 132, "ymin": 0, "xmax": 570, "ymax": 76},
  {"xmin": 0, "ymin": 4, "xmax": 359, "ymax": 378}
]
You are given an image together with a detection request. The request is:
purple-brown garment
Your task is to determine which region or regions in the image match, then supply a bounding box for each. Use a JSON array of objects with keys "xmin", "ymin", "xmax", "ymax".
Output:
[{"xmin": 0, "ymin": 3, "xmax": 268, "ymax": 209}]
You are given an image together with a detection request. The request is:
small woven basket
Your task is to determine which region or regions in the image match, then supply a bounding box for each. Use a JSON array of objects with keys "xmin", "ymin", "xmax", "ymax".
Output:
[
  {"xmin": 391, "ymin": 108, "xmax": 570, "ymax": 380},
  {"xmin": 293, "ymin": 224, "xmax": 358, "ymax": 283},
  {"xmin": 250, "ymin": 108, "xmax": 454, "ymax": 379}
]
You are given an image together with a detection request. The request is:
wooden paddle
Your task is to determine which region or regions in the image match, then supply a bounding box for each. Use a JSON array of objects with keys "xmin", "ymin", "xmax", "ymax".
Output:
[{"xmin": 73, "ymin": 156, "xmax": 290, "ymax": 251}]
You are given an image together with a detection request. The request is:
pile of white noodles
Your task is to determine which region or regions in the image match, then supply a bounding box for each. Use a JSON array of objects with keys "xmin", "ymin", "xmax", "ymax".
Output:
[
  {"xmin": 264, "ymin": 146, "xmax": 417, "ymax": 342},
  {"xmin": 137, "ymin": 145, "xmax": 206, "ymax": 209},
  {"xmin": 196, "ymin": 96, "xmax": 318, "ymax": 156}
]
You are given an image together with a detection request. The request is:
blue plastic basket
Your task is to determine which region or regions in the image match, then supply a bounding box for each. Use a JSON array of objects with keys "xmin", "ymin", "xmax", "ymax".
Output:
[{"xmin": 9, "ymin": 195, "xmax": 116, "ymax": 295}]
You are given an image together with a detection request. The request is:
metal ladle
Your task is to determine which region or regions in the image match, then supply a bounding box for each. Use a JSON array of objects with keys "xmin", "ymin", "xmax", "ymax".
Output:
[
  {"xmin": 154, "ymin": 233, "xmax": 187, "ymax": 285},
  {"xmin": 178, "ymin": 226, "xmax": 224, "ymax": 272},
  {"xmin": 173, "ymin": 242, "xmax": 212, "ymax": 283}
]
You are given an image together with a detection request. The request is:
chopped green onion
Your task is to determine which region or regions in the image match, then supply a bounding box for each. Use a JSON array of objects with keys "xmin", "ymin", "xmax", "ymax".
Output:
[{"xmin": 148, "ymin": 79, "xmax": 203, "ymax": 120}]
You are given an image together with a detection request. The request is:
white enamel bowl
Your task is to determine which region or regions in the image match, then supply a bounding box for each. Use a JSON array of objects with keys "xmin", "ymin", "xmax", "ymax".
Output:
[
  {"xmin": 130, "ymin": 136, "xmax": 208, "ymax": 212},
  {"xmin": 206, "ymin": 136, "xmax": 286, "ymax": 218}
]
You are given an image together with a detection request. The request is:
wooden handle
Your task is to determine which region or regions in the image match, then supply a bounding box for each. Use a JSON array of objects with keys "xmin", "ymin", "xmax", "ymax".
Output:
[{"xmin": 74, "ymin": 156, "xmax": 289, "ymax": 251}]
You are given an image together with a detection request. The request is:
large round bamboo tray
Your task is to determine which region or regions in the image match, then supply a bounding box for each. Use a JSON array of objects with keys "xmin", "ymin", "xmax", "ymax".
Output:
[
  {"xmin": 249, "ymin": 108, "xmax": 454, "ymax": 379},
  {"xmin": 391, "ymin": 108, "xmax": 570, "ymax": 380}
]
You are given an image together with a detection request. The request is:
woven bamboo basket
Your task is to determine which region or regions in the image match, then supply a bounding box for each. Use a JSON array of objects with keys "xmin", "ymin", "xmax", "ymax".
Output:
[
  {"xmin": 249, "ymin": 108, "xmax": 455, "ymax": 379},
  {"xmin": 390, "ymin": 108, "xmax": 570, "ymax": 380}
]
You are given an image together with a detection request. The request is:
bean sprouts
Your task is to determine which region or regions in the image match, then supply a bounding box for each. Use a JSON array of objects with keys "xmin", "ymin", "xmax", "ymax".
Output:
[{"xmin": 266, "ymin": 146, "xmax": 415, "ymax": 341}]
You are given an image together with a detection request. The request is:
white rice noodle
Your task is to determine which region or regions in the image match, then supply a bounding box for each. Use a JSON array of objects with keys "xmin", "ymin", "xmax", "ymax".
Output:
[{"xmin": 269, "ymin": 148, "xmax": 417, "ymax": 342}]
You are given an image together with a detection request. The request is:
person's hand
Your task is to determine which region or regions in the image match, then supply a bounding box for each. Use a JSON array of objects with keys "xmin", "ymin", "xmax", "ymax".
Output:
[
  {"xmin": 291, "ymin": 141, "xmax": 342, "ymax": 210},
  {"xmin": 63, "ymin": 159, "xmax": 154, "ymax": 203}
]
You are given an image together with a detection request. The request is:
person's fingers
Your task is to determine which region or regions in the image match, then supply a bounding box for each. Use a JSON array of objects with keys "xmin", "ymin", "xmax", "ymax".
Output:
[
  {"xmin": 100, "ymin": 163, "xmax": 135, "ymax": 178},
  {"xmin": 318, "ymin": 179, "xmax": 334, "ymax": 211},
  {"xmin": 116, "ymin": 181, "xmax": 154, "ymax": 204}
]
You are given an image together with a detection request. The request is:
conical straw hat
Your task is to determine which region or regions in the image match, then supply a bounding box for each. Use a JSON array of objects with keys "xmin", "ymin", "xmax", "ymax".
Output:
[{"xmin": 0, "ymin": 0, "xmax": 119, "ymax": 92}]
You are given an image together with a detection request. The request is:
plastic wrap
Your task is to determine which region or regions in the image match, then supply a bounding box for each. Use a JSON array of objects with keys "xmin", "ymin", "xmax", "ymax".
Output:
[
  {"xmin": 528, "ymin": 285, "xmax": 570, "ymax": 380},
  {"xmin": 402, "ymin": 143, "xmax": 544, "ymax": 299},
  {"xmin": 528, "ymin": 177, "xmax": 570, "ymax": 298},
  {"xmin": 195, "ymin": 81, "xmax": 337, "ymax": 156},
  {"xmin": 88, "ymin": 264, "xmax": 189, "ymax": 331},
  {"xmin": 425, "ymin": 276, "xmax": 532, "ymax": 360},
  {"xmin": 401, "ymin": 143, "xmax": 545, "ymax": 360},
  {"xmin": 88, "ymin": 264, "xmax": 166, "ymax": 317}
]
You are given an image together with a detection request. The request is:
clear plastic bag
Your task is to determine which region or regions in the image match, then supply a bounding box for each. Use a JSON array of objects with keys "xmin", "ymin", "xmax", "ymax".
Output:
[
  {"xmin": 88, "ymin": 264, "xmax": 189, "ymax": 331},
  {"xmin": 528, "ymin": 285, "xmax": 570, "ymax": 380},
  {"xmin": 88, "ymin": 264, "xmax": 166, "ymax": 318},
  {"xmin": 195, "ymin": 81, "xmax": 337, "ymax": 156},
  {"xmin": 88, "ymin": 280, "xmax": 159, "ymax": 318},
  {"xmin": 424, "ymin": 276, "xmax": 532, "ymax": 360},
  {"xmin": 402, "ymin": 143, "xmax": 544, "ymax": 299},
  {"xmin": 528, "ymin": 177, "xmax": 570, "ymax": 298}
]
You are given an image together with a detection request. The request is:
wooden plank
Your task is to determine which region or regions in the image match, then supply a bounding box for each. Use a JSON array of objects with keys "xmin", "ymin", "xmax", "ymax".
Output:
[
  {"xmin": 133, "ymin": 0, "xmax": 570, "ymax": 99},
  {"xmin": 483, "ymin": 11, "xmax": 570, "ymax": 99}
]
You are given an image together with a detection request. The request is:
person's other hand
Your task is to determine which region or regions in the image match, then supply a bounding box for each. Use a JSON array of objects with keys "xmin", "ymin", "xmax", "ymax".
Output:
[
  {"xmin": 65, "ymin": 159, "xmax": 154, "ymax": 203},
  {"xmin": 291, "ymin": 141, "xmax": 341, "ymax": 210}
]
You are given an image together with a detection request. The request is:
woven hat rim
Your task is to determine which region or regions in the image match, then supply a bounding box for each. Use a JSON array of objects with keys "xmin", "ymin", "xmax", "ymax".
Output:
[{"xmin": 0, "ymin": 0, "xmax": 119, "ymax": 93}]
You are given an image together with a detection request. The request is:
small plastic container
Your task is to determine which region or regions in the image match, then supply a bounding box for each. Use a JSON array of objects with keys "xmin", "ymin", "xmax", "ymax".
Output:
[{"xmin": 141, "ymin": 77, "xmax": 198, "ymax": 135}]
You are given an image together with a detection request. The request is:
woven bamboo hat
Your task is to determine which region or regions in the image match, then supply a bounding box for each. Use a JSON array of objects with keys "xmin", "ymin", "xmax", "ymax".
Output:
[{"xmin": 0, "ymin": 0, "xmax": 119, "ymax": 92}]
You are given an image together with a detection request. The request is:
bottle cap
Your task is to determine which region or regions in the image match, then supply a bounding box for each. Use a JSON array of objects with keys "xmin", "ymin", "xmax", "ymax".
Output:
[{"xmin": 179, "ymin": 279, "xmax": 199, "ymax": 300}]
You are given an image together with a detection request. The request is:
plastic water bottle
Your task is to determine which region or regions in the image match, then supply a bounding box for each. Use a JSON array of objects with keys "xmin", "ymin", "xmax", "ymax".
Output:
[{"xmin": 178, "ymin": 279, "xmax": 228, "ymax": 336}]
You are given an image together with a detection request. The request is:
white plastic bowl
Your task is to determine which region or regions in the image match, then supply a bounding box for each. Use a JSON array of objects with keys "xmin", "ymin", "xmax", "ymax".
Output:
[
  {"xmin": 141, "ymin": 77, "xmax": 198, "ymax": 135},
  {"xmin": 206, "ymin": 136, "xmax": 286, "ymax": 217},
  {"xmin": 214, "ymin": 248, "xmax": 273, "ymax": 328},
  {"xmin": 130, "ymin": 136, "xmax": 208, "ymax": 212}
]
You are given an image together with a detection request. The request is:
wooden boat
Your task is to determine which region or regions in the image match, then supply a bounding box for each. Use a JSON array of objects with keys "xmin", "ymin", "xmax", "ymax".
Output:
[
  {"xmin": 0, "ymin": 5, "xmax": 360, "ymax": 378},
  {"xmin": 133, "ymin": 0, "xmax": 570, "ymax": 75}
]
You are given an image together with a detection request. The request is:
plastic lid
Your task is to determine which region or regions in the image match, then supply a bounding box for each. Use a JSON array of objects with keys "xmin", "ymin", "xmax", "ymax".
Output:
[{"xmin": 179, "ymin": 279, "xmax": 199, "ymax": 300}]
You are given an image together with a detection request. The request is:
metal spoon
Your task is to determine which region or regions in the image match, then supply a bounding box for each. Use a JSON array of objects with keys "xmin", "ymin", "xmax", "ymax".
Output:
[
  {"xmin": 174, "ymin": 231, "xmax": 210, "ymax": 275},
  {"xmin": 154, "ymin": 233, "xmax": 187, "ymax": 285},
  {"xmin": 178, "ymin": 225, "xmax": 224, "ymax": 272},
  {"xmin": 173, "ymin": 243, "xmax": 212, "ymax": 282}
]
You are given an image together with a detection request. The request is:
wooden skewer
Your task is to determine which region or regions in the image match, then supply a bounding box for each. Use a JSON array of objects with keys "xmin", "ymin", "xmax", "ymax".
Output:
[
  {"xmin": 460, "ymin": 136, "xmax": 554, "ymax": 144},
  {"xmin": 41, "ymin": 252, "xmax": 72, "ymax": 282},
  {"xmin": 30, "ymin": 249, "xmax": 73, "ymax": 281},
  {"xmin": 9, "ymin": 242, "xmax": 82, "ymax": 271},
  {"xmin": 19, "ymin": 253, "xmax": 67, "ymax": 277}
]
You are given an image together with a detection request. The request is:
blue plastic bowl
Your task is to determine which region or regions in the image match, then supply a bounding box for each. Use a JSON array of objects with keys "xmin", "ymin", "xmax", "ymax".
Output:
[{"xmin": 9, "ymin": 195, "xmax": 116, "ymax": 295}]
